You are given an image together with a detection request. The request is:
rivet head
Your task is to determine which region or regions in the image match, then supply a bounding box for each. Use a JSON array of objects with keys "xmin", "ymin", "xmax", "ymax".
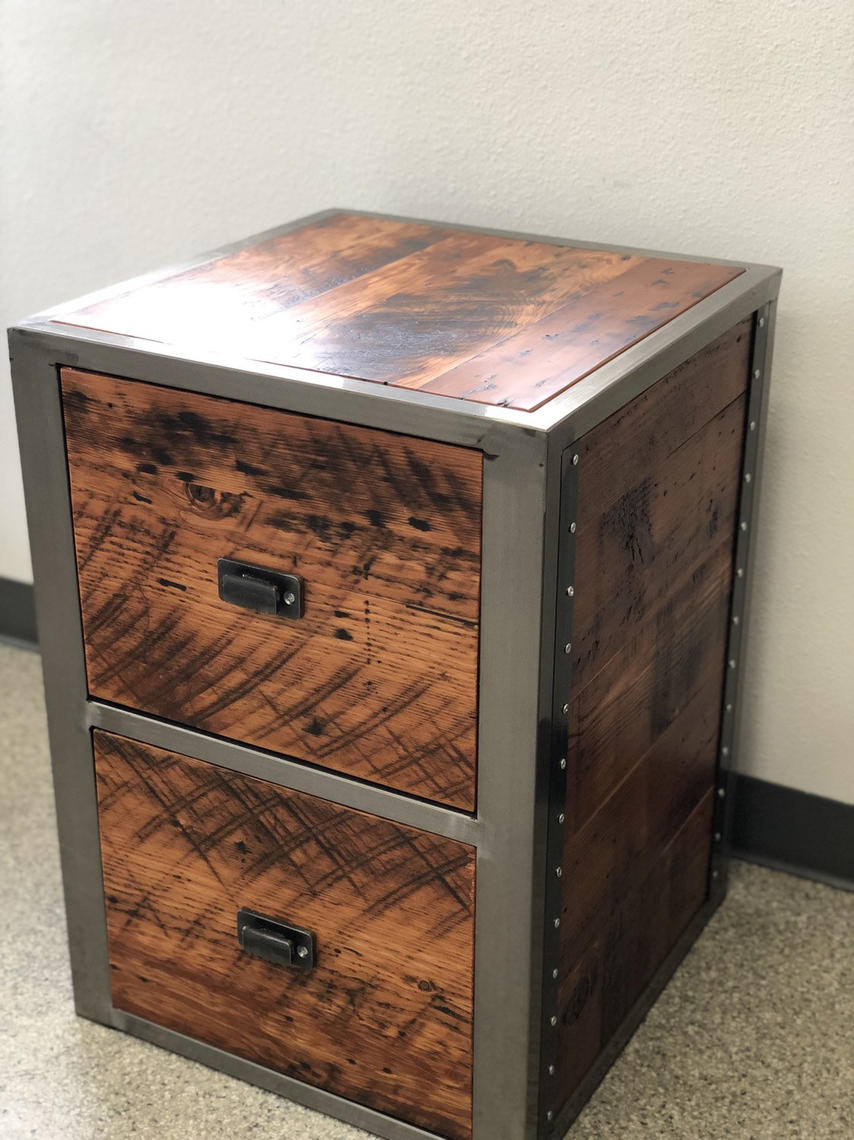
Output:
[
  {"xmin": 554, "ymin": 917, "xmax": 561, "ymax": 928},
  {"xmin": 556, "ymin": 867, "xmax": 562, "ymax": 878},
  {"xmin": 758, "ymin": 316, "xmax": 766, "ymax": 328},
  {"xmin": 547, "ymin": 1111, "xmax": 554, "ymax": 1122},
  {"xmin": 744, "ymin": 472, "xmax": 752, "ymax": 483},
  {"xmin": 732, "ymin": 615, "xmax": 740, "ymax": 625},
  {"xmin": 564, "ymin": 643, "xmax": 572, "ymax": 654},
  {"xmin": 572, "ymin": 453, "xmax": 579, "ymax": 466},
  {"xmin": 726, "ymin": 703, "xmax": 733, "ymax": 712},
  {"xmin": 569, "ymin": 522, "xmax": 577, "ymax": 533},
  {"xmin": 558, "ymin": 812, "xmax": 565, "ymax": 824},
  {"xmin": 712, "ymin": 869, "xmax": 720, "ymax": 879},
  {"xmin": 721, "ymin": 746, "xmax": 730, "ymax": 757},
  {"xmin": 736, "ymin": 568, "xmax": 744, "ymax": 578},
  {"xmin": 718, "ymin": 787, "xmax": 726, "ymax": 798},
  {"xmin": 754, "ymin": 369, "xmax": 761, "ymax": 380},
  {"xmin": 562, "ymin": 702, "xmax": 569, "ymax": 715},
  {"xmin": 548, "ymin": 1064, "xmax": 555, "ymax": 1075},
  {"xmin": 714, "ymin": 832, "xmax": 722, "ymax": 842},
  {"xmin": 550, "ymin": 1015, "xmax": 558, "ymax": 1027},
  {"xmin": 740, "ymin": 521, "xmax": 748, "ymax": 532},
  {"xmin": 297, "ymin": 945, "xmax": 309, "ymax": 959},
  {"xmin": 552, "ymin": 967, "xmax": 559, "ymax": 979},
  {"xmin": 729, "ymin": 658, "xmax": 737, "ymax": 670},
  {"xmin": 560, "ymin": 757, "xmax": 567, "ymax": 770},
  {"xmin": 566, "ymin": 585, "xmax": 575, "ymax": 597},
  {"xmin": 749, "ymin": 420, "xmax": 757, "ymax": 431}
]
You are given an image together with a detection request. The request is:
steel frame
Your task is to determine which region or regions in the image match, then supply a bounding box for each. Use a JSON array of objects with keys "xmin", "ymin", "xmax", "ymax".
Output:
[{"xmin": 9, "ymin": 213, "xmax": 780, "ymax": 1140}]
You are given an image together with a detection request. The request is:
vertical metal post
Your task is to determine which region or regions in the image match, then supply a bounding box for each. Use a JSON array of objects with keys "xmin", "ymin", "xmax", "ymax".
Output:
[
  {"xmin": 536, "ymin": 444, "xmax": 579, "ymax": 1135},
  {"xmin": 710, "ymin": 302, "xmax": 776, "ymax": 893},
  {"xmin": 471, "ymin": 426, "xmax": 557, "ymax": 1140},
  {"xmin": 8, "ymin": 328, "xmax": 113, "ymax": 1023}
]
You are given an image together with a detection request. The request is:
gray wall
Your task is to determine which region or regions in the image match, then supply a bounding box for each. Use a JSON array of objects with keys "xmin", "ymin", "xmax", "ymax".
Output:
[{"xmin": 2, "ymin": 1, "xmax": 852, "ymax": 803}]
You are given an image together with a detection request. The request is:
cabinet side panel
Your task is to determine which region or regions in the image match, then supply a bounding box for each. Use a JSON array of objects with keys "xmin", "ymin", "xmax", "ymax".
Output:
[{"xmin": 554, "ymin": 320, "xmax": 751, "ymax": 1113}]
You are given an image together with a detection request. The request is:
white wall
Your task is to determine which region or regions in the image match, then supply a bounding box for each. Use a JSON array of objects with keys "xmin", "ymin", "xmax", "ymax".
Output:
[{"xmin": 2, "ymin": 0, "xmax": 852, "ymax": 803}]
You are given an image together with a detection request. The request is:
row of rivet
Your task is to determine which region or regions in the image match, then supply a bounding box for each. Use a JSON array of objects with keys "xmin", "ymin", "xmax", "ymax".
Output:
[
  {"xmin": 710, "ymin": 306, "xmax": 770, "ymax": 884},
  {"xmin": 543, "ymin": 449, "xmax": 580, "ymax": 1129}
]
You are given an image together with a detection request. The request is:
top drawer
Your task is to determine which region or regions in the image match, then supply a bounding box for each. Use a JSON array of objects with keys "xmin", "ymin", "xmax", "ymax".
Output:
[{"xmin": 61, "ymin": 368, "xmax": 482, "ymax": 811}]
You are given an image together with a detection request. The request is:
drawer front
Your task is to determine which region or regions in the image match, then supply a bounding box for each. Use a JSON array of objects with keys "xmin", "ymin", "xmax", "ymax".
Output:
[
  {"xmin": 95, "ymin": 730, "xmax": 476, "ymax": 1140},
  {"xmin": 63, "ymin": 368, "xmax": 482, "ymax": 810}
]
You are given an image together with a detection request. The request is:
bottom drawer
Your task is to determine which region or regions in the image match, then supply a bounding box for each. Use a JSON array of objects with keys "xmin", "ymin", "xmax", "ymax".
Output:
[{"xmin": 94, "ymin": 730, "xmax": 476, "ymax": 1140}]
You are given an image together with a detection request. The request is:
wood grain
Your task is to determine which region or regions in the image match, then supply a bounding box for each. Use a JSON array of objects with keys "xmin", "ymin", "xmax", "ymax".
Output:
[
  {"xmin": 554, "ymin": 321, "xmax": 751, "ymax": 1114},
  {"xmin": 63, "ymin": 368, "xmax": 482, "ymax": 810},
  {"xmin": 94, "ymin": 730, "xmax": 476, "ymax": 1140},
  {"xmin": 53, "ymin": 210, "xmax": 744, "ymax": 412}
]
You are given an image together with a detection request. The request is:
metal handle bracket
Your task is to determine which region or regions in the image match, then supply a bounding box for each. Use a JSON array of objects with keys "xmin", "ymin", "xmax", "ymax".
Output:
[
  {"xmin": 217, "ymin": 558, "xmax": 303, "ymax": 619},
  {"xmin": 237, "ymin": 908, "xmax": 315, "ymax": 971}
]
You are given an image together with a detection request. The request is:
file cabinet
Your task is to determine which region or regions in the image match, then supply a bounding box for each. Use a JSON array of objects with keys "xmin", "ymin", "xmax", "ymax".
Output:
[{"xmin": 9, "ymin": 209, "xmax": 780, "ymax": 1140}]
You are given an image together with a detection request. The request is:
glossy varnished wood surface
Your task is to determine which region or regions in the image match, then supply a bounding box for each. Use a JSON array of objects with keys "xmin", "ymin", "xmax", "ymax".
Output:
[
  {"xmin": 95, "ymin": 731, "xmax": 476, "ymax": 1140},
  {"xmin": 63, "ymin": 368, "xmax": 482, "ymax": 810},
  {"xmin": 53, "ymin": 210, "xmax": 744, "ymax": 412},
  {"xmin": 554, "ymin": 320, "xmax": 751, "ymax": 1113}
]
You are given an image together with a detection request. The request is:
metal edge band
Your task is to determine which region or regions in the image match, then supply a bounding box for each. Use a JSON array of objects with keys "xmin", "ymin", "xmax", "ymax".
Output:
[
  {"xmin": 711, "ymin": 303, "xmax": 775, "ymax": 893},
  {"xmin": 538, "ymin": 445, "xmax": 579, "ymax": 1135},
  {"xmin": 87, "ymin": 703, "xmax": 479, "ymax": 847},
  {"xmin": 9, "ymin": 324, "xmax": 529, "ymax": 443},
  {"xmin": 112, "ymin": 1010, "xmax": 448, "ymax": 1140}
]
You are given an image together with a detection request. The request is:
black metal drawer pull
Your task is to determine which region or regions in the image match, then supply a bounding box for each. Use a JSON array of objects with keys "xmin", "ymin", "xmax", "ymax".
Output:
[
  {"xmin": 217, "ymin": 558, "xmax": 303, "ymax": 619},
  {"xmin": 237, "ymin": 908, "xmax": 315, "ymax": 971}
]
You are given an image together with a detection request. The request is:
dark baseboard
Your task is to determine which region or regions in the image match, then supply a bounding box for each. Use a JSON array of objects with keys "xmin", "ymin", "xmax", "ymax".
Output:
[
  {"xmin": 731, "ymin": 773, "xmax": 854, "ymax": 891},
  {"xmin": 0, "ymin": 576, "xmax": 38, "ymax": 650}
]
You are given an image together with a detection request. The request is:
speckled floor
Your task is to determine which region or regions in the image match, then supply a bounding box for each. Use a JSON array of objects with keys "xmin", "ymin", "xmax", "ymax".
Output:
[{"xmin": 0, "ymin": 640, "xmax": 851, "ymax": 1140}]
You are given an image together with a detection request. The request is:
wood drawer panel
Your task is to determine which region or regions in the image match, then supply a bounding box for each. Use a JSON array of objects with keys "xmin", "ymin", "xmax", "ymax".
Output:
[
  {"xmin": 63, "ymin": 369, "xmax": 482, "ymax": 810},
  {"xmin": 94, "ymin": 730, "xmax": 476, "ymax": 1140}
]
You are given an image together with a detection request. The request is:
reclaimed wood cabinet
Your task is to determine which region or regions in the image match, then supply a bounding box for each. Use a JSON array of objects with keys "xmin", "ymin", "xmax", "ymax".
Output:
[{"xmin": 9, "ymin": 209, "xmax": 780, "ymax": 1140}]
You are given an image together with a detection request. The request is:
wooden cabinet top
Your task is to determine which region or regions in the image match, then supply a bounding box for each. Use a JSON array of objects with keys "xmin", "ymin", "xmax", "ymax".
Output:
[{"xmin": 52, "ymin": 209, "xmax": 744, "ymax": 413}]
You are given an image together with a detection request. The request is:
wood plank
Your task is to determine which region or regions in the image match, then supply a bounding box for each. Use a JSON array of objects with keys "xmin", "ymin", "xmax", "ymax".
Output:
[
  {"xmin": 95, "ymin": 730, "xmax": 476, "ymax": 1140},
  {"xmin": 560, "ymin": 677, "xmax": 721, "ymax": 952},
  {"xmin": 570, "ymin": 317, "xmax": 752, "ymax": 521},
  {"xmin": 52, "ymin": 209, "xmax": 744, "ymax": 412},
  {"xmin": 269, "ymin": 238, "xmax": 642, "ymax": 386},
  {"xmin": 63, "ymin": 368, "xmax": 482, "ymax": 810},
  {"xmin": 572, "ymin": 392, "xmax": 747, "ymax": 694},
  {"xmin": 567, "ymin": 546, "xmax": 731, "ymax": 833},
  {"xmin": 62, "ymin": 212, "xmax": 457, "ymax": 348},
  {"xmin": 420, "ymin": 263, "xmax": 746, "ymax": 410}
]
